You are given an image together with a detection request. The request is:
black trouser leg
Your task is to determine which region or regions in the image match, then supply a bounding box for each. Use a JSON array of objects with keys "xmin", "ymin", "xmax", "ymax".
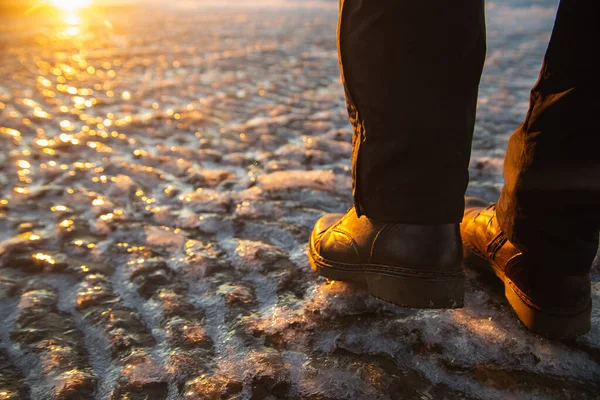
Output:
[
  {"xmin": 338, "ymin": 0, "xmax": 486, "ymax": 224},
  {"xmin": 496, "ymin": 0, "xmax": 600, "ymax": 274}
]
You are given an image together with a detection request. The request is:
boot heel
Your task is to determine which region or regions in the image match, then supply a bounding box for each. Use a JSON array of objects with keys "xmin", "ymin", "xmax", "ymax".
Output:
[
  {"xmin": 365, "ymin": 272, "xmax": 465, "ymax": 309},
  {"xmin": 504, "ymin": 280, "xmax": 591, "ymax": 339}
]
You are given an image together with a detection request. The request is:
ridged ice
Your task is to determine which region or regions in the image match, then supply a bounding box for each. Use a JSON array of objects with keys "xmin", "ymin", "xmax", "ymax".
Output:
[{"xmin": 0, "ymin": 1, "xmax": 598, "ymax": 399}]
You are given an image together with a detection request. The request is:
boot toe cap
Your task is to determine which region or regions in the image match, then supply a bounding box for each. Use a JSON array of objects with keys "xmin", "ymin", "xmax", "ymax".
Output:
[{"xmin": 312, "ymin": 213, "xmax": 343, "ymax": 237}]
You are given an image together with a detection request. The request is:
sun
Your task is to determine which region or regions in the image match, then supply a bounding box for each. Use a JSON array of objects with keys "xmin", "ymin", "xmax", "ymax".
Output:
[{"xmin": 51, "ymin": 0, "xmax": 93, "ymax": 12}]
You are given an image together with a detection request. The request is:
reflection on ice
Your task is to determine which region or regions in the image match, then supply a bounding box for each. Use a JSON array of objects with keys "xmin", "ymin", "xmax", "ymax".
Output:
[{"xmin": 0, "ymin": 0, "xmax": 598, "ymax": 399}]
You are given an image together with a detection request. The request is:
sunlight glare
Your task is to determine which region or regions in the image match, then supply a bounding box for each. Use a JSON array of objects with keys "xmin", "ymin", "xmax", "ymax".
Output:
[
  {"xmin": 52, "ymin": 0, "xmax": 92, "ymax": 12},
  {"xmin": 65, "ymin": 14, "xmax": 81, "ymax": 25},
  {"xmin": 65, "ymin": 26, "xmax": 81, "ymax": 36}
]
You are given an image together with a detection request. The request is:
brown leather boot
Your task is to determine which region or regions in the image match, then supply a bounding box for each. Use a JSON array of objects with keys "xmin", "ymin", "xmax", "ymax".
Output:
[
  {"xmin": 308, "ymin": 207, "xmax": 465, "ymax": 308},
  {"xmin": 460, "ymin": 197, "xmax": 592, "ymax": 339}
]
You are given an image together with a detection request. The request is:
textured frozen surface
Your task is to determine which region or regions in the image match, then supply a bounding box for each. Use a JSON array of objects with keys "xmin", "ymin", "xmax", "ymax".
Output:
[{"xmin": 0, "ymin": 0, "xmax": 599, "ymax": 399}]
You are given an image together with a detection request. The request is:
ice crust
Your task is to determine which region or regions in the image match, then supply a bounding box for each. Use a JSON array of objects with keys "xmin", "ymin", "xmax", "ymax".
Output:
[{"xmin": 0, "ymin": 0, "xmax": 598, "ymax": 399}]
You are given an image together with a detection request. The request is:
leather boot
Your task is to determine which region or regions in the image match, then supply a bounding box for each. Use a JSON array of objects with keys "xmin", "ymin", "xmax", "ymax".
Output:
[
  {"xmin": 308, "ymin": 207, "xmax": 465, "ymax": 308},
  {"xmin": 460, "ymin": 197, "xmax": 593, "ymax": 339}
]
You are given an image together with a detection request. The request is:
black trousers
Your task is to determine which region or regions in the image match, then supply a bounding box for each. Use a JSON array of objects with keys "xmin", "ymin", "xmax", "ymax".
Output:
[{"xmin": 339, "ymin": 0, "xmax": 600, "ymax": 273}]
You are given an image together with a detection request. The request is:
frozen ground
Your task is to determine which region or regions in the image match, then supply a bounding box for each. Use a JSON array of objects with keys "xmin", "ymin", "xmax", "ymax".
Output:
[{"xmin": 0, "ymin": 0, "xmax": 599, "ymax": 399}]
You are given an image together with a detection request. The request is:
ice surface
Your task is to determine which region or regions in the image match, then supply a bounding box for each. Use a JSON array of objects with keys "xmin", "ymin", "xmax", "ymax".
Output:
[{"xmin": 0, "ymin": 0, "xmax": 598, "ymax": 399}]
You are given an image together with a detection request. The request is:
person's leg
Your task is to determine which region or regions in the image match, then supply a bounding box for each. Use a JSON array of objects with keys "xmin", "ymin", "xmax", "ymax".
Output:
[
  {"xmin": 308, "ymin": 0, "xmax": 486, "ymax": 309},
  {"xmin": 496, "ymin": 0, "xmax": 600, "ymax": 268},
  {"xmin": 340, "ymin": 0, "xmax": 486, "ymax": 223},
  {"xmin": 462, "ymin": 0, "xmax": 600, "ymax": 338}
]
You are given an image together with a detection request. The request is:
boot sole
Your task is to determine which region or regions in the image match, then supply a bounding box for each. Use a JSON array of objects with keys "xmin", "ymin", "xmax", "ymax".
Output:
[
  {"xmin": 308, "ymin": 232, "xmax": 465, "ymax": 309},
  {"xmin": 463, "ymin": 243, "xmax": 591, "ymax": 339}
]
